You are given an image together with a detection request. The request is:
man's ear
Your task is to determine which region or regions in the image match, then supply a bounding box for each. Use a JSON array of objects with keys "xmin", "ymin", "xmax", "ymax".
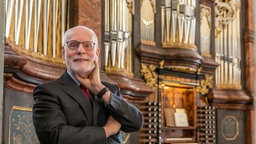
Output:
[{"xmin": 96, "ymin": 48, "xmax": 100, "ymax": 58}]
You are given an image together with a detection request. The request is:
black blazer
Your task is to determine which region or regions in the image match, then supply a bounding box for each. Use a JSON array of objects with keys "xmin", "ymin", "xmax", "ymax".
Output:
[{"xmin": 32, "ymin": 71, "xmax": 143, "ymax": 144}]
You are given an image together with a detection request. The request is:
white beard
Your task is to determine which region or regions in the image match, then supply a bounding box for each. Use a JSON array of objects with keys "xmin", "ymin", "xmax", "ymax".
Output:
[{"xmin": 70, "ymin": 63, "xmax": 95, "ymax": 78}]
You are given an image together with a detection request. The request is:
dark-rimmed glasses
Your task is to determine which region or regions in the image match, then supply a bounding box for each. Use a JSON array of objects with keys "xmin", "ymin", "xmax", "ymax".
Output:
[{"xmin": 66, "ymin": 40, "xmax": 95, "ymax": 51}]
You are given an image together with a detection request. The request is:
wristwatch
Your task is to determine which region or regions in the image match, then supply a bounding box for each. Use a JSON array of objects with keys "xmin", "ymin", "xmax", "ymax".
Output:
[{"xmin": 96, "ymin": 87, "xmax": 109, "ymax": 99}]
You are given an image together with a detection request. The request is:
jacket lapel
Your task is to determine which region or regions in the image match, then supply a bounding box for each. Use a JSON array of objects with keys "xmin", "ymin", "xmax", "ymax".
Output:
[{"xmin": 58, "ymin": 71, "xmax": 93, "ymax": 124}]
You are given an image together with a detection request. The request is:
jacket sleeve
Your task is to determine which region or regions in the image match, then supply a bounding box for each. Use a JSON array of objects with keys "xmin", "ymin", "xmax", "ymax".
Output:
[
  {"xmin": 104, "ymin": 83, "xmax": 144, "ymax": 132},
  {"xmin": 32, "ymin": 84, "xmax": 106, "ymax": 144}
]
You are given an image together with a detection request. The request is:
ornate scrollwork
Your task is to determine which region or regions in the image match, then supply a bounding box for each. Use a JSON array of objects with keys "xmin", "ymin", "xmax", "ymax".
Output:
[
  {"xmin": 140, "ymin": 63, "xmax": 157, "ymax": 88},
  {"xmin": 215, "ymin": 0, "xmax": 240, "ymax": 34},
  {"xmin": 159, "ymin": 60, "xmax": 164, "ymax": 68},
  {"xmin": 9, "ymin": 106, "xmax": 40, "ymax": 144},
  {"xmin": 197, "ymin": 74, "xmax": 213, "ymax": 95},
  {"xmin": 126, "ymin": 0, "xmax": 134, "ymax": 14}
]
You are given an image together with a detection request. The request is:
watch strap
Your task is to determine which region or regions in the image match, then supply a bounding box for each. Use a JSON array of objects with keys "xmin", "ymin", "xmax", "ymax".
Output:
[{"xmin": 96, "ymin": 87, "xmax": 109, "ymax": 99}]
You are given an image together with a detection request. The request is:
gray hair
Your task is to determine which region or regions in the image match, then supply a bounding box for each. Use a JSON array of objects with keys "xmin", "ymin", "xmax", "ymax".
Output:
[{"xmin": 62, "ymin": 25, "xmax": 98, "ymax": 48}]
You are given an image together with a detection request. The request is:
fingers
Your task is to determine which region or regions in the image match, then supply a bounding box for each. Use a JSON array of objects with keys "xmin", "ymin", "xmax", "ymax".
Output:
[
  {"xmin": 74, "ymin": 73, "xmax": 87, "ymax": 86},
  {"xmin": 104, "ymin": 116, "xmax": 121, "ymax": 137},
  {"xmin": 94, "ymin": 58, "xmax": 99, "ymax": 72},
  {"xmin": 74, "ymin": 73, "xmax": 82, "ymax": 81},
  {"xmin": 87, "ymin": 58, "xmax": 100, "ymax": 80}
]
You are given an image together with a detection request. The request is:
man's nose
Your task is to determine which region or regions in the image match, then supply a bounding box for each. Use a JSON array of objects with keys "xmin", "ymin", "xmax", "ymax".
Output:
[{"xmin": 77, "ymin": 43, "xmax": 85, "ymax": 53}]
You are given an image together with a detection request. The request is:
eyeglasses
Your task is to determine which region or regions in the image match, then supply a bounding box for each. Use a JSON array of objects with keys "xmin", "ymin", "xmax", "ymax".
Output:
[{"xmin": 66, "ymin": 40, "xmax": 96, "ymax": 51}]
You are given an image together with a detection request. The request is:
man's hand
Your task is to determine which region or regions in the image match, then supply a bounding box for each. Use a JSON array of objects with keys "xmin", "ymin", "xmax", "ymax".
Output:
[
  {"xmin": 103, "ymin": 116, "xmax": 121, "ymax": 138},
  {"xmin": 75, "ymin": 59, "xmax": 105, "ymax": 95}
]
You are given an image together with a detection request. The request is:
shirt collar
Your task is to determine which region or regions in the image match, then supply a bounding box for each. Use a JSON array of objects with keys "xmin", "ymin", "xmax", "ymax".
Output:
[{"xmin": 67, "ymin": 70, "xmax": 80, "ymax": 86}]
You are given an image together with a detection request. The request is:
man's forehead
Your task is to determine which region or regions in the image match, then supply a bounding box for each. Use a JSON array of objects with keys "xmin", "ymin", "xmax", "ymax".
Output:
[
  {"xmin": 64, "ymin": 27, "xmax": 95, "ymax": 41},
  {"xmin": 66, "ymin": 27, "xmax": 92, "ymax": 36}
]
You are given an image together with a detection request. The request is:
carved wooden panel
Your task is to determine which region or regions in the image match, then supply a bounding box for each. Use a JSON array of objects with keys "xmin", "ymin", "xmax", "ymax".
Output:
[
  {"xmin": 3, "ymin": 87, "xmax": 35, "ymax": 144},
  {"xmin": 216, "ymin": 109, "xmax": 246, "ymax": 144}
]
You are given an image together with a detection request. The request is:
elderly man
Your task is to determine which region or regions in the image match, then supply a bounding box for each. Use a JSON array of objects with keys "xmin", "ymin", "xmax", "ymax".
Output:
[{"xmin": 33, "ymin": 26, "xmax": 143, "ymax": 144}]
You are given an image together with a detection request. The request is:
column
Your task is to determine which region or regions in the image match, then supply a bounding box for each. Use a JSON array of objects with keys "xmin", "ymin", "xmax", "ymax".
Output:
[
  {"xmin": 254, "ymin": 0, "xmax": 256, "ymax": 143},
  {"xmin": 244, "ymin": 0, "xmax": 255, "ymax": 144},
  {"xmin": 0, "ymin": 0, "xmax": 5, "ymax": 142}
]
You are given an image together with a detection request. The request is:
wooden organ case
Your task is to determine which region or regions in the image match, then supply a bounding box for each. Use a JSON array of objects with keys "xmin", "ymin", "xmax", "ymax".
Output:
[
  {"xmin": 156, "ymin": 68, "xmax": 205, "ymax": 143},
  {"xmin": 4, "ymin": 1, "xmax": 153, "ymax": 144},
  {"xmin": 3, "ymin": 0, "xmax": 254, "ymax": 144},
  {"xmin": 136, "ymin": 0, "xmax": 218, "ymax": 143},
  {"xmin": 136, "ymin": 0, "xmax": 253, "ymax": 144}
]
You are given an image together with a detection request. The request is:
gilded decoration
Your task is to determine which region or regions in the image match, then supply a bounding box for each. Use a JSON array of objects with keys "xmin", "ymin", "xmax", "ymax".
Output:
[
  {"xmin": 105, "ymin": 66, "xmax": 134, "ymax": 77},
  {"xmin": 140, "ymin": 63, "xmax": 157, "ymax": 88},
  {"xmin": 164, "ymin": 65, "xmax": 198, "ymax": 74},
  {"xmin": 159, "ymin": 56, "xmax": 198, "ymax": 73},
  {"xmin": 215, "ymin": 0, "xmax": 240, "ymax": 30},
  {"xmin": 158, "ymin": 60, "xmax": 200, "ymax": 86},
  {"xmin": 126, "ymin": 0, "xmax": 134, "ymax": 14},
  {"xmin": 160, "ymin": 75, "xmax": 199, "ymax": 87},
  {"xmin": 221, "ymin": 116, "xmax": 239, "ymax": 140},
  {"xmin": 159, "ymin": 60, "xmax": 164, "ymax": 68},
  {"xmin": 9, "ymin": 106, "xmax": 39, "ymax": 144},
  {"xmin": 197, "ymin": 74, "xmax": 213, "ymax": 95}
]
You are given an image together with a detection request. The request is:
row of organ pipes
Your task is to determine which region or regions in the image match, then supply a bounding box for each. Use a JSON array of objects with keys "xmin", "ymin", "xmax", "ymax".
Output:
[
  {"xmin": 140, "ymin": 0, "xmax": 197, "ymax": 48},
  {"xmin": 140, "ymin": 0, "xmax": 155, "ymax": 45},
  {"xmin": 5, "ymin": 0, "xmax": 243, "ymax": 89},
  {"xmin": 104, "ymin": 0, "xmax": 133, "ymax": 74},
  {"xmin": 5, "ymin": 0, "xmax": 68, "ymax": 62},
  {"xmin": 139, "ymin": 0, "xmax": 242, "ymax": 89},
  {"xmin": 215, "ymin": 0, "xmax": 241, "ymax": 89},
  {"xmin": 161, "ymin": 0, "xmax": 196, "ymax": 48}
]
